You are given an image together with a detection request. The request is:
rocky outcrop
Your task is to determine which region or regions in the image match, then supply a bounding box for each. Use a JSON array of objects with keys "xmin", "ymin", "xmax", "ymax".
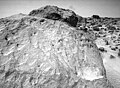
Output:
[
  {"xmin": 29, "ymin": 5, "xmax": 82, "ymax": 27},
  {"xmin": 0, "ymin": 6, "xmax": 113, "ymax": 88}
]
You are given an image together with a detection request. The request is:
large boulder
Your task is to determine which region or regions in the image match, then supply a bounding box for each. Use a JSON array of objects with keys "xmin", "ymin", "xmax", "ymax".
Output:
[{"xmin": 0, "ymin": 6, "xmax": 113, "ymax": 88}]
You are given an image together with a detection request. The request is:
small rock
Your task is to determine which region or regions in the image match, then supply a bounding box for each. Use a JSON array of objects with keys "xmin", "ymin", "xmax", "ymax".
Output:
[
  {"xmin": 99, "ymin": 47, "xmax": 107, "ymax": 52},
  {"xmin": 118, "ymin": 49, "xmax": 120, "ymax": 57},
  {"xmin": 110, "ymin": 55, "xmax": 115, "ymax": 59}
]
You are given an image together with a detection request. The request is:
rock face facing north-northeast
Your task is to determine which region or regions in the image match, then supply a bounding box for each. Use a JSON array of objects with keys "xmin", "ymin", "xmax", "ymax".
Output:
[{"xmin": 0, "ymin": 6, "xmax": 113, "ymax": 88}]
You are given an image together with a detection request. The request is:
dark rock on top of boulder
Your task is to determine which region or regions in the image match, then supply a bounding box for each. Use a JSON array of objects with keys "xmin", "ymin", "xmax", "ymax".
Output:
[{"xmin": 29, "ymin": 5, "xmax": 82, "ymax": 27}]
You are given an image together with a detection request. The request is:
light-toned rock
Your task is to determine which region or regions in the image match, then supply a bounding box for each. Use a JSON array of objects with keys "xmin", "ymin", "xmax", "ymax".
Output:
[{"xmin": 0, "ymin": 5, "xmax": 113, "ymax": 88}]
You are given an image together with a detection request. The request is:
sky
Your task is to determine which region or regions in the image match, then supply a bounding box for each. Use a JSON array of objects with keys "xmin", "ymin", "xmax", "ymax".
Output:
[{"xmin": 0, "ymin": 0, "xmax": 120, "ymax": 18}]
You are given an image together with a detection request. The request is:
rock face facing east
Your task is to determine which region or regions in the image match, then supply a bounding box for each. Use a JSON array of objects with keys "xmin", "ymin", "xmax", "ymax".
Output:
[{"xmin": 0, "ymin": 6, "xmax": 113, "ymax": 88}]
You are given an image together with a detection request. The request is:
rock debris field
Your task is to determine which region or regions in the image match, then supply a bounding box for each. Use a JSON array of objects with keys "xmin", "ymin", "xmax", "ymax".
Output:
[{"xmin": 0, "ymin": 5, "xmax": 120, "ymax": 88}]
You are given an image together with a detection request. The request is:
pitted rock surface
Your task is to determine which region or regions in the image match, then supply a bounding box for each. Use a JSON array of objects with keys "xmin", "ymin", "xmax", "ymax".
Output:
[
  {"xmin": 0, "ymin": 6, "xmax": 113, "ymax": 88},
  {"xmin": 29, "ymin": 5, "xmax": 82, "ymax": 27}
]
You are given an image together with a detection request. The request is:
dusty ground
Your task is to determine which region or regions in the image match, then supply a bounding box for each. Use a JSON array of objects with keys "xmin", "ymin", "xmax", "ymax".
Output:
[
  {"xmin": 105, "ymin": 62, "xmax": 120, "ymax": 88},
  {"xmin": 95, "ymin": 37, "xmax": 120, "ymax": 88}
]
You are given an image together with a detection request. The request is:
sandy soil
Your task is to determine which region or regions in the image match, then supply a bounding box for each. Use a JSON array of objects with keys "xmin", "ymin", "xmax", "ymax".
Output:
[
  {"xmin": 96, "ymin": 38, "xmax": 120, "ymax": 88},
  {"xmin": 105, "ymin": 63, "xmax": 120, "ymax": 88}
]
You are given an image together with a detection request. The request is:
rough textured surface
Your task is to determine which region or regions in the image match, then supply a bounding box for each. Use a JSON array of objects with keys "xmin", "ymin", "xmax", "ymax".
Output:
[
  {"xmin": 82, "ymin": 16, "xmax": 120, "ymax": 88},
  {"xmin": 0, "ymin": 6, "xmax": 113, "ymax": 88},
  {"xmin": 29, "ymin": 5, "xmax": 82, "ymax": 27}
]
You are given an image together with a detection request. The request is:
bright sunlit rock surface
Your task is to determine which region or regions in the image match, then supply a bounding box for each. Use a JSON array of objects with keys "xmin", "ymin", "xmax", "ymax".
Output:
[{"xmin": 0, "ymin": 5, "xmax": 117, "ymax": 88}]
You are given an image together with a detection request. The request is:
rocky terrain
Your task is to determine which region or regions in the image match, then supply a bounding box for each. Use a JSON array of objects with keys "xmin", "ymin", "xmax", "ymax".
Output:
[
  {"xmin": 83, "ymin": 16, "xmax": 120, "ymax": 88},
  {"xmin": 0, "ymin": 5, "xmax": 119, "ymax": 88}
]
